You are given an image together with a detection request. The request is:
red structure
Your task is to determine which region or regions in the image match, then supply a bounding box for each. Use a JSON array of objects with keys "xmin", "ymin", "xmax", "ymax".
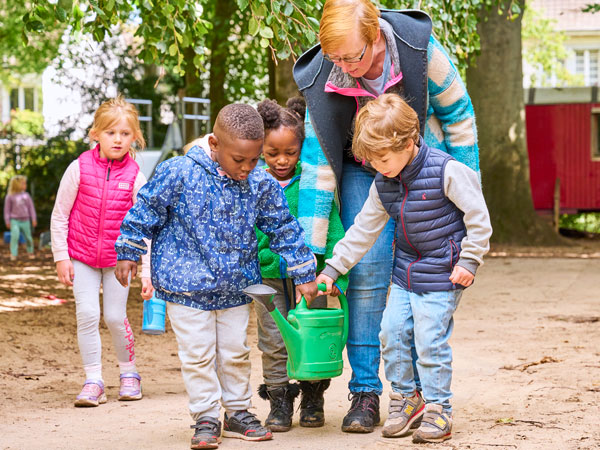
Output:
[{"xmin": 525, "ymin": 87, "xmax": 600, "ymax": 213}]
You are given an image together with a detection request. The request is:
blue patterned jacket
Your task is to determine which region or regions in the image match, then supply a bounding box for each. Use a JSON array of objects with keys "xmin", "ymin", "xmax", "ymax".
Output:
[{"xmin": 115, "ymin": 145, "xmax": 316, "ymax": 310}]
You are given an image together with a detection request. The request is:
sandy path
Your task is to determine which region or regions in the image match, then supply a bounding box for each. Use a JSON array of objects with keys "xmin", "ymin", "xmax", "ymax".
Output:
[{"xmin": 1, "ymin": 252, "xmax": 599, "ymax": 450}]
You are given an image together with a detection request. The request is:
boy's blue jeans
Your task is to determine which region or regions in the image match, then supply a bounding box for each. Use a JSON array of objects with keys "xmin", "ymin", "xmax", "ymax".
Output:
[
  {"xmin": 340, "ymin": 164, "xmax": 395, "ymax": 395},
  {"xmin": 380, "ymin": 284, "xmax": 462, "ymax": 412}
]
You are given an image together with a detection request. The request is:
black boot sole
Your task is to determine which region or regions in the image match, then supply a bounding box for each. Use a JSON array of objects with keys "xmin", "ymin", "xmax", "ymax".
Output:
[
  {"xmin": 266, "ymin": 423, "xmax": 292, "ymax": 432},
  {"xmin": 299, "ymin": 419, "xmax": 325, "ymax": 428}
]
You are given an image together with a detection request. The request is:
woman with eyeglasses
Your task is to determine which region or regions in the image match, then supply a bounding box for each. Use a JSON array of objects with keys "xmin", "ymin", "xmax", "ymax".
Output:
[{"xmin": 293, "ymin": 0, "xmax": 480, "ymax": 437}]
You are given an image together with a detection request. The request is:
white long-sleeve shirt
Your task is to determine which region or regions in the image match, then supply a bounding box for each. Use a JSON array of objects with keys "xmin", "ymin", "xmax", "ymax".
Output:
[
  {"xmin": 51, "ymin": 160, "xmax": 151, "ymax": 278},
  {"xmin": 326, "ymin": 160, "xmax": 492, "ymax": 278}
]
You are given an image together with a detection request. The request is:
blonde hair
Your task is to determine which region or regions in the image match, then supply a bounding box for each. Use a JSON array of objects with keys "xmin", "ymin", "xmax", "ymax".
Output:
[
  {"xmin": 352, "ymin": 94, "xmax": 420, "ymax": 162},
  {"xmin": 89, "ymin": 96, "xmax": 146, "ymax": 155},
  {"xmin": 320, "ymin": 0, "xmax": 381, "ymax": 55},
  {"xmin": 8, "ymin": 175, "xmax": 27, "ymax": 195}
]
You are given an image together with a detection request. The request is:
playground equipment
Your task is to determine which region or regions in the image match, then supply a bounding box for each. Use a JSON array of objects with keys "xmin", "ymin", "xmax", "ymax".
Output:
[{"xmin": 129, "ymin": 97, "xmax": 210, "ymax": 180}]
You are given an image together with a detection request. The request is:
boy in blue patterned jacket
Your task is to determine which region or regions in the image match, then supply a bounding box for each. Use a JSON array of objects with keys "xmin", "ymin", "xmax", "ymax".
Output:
[{"xmin": 114, "ymin": 103, "xmax": 318, "ymax": 449}]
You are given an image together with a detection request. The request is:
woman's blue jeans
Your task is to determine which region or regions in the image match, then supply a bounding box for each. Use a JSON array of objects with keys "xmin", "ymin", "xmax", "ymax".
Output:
[
  {"xmin": 380, "ymin": 284, "xmax": 462, "ymax": 412},
  {"xmin": 340, "ymin": 163, "xmax": 396, "ymax": 395}
]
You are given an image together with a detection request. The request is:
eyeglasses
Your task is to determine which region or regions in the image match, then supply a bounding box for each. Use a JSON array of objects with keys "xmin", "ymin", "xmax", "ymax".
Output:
[{"xmin": 323, "ymin": 43, "xmax": 368, "ymax": 64}]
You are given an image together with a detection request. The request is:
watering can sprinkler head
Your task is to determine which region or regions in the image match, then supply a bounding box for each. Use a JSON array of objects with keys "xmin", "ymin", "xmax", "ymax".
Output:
[{"xmin": 243, "ymin": 284, "xmax": 277, "ymax": 312}]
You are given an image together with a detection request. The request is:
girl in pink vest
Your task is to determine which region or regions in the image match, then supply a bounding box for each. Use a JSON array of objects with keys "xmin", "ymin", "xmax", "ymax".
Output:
[{"xmin": 51, "ymin": 96, "xmax": 153, "ymax": 407}]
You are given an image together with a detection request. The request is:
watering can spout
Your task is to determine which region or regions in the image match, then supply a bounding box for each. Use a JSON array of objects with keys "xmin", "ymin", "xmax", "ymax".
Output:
[
  {"xmin": 243, "ymin": 284, "xmax": 301, "ymax": 342},
  {"xmin": 243, "ymin": 284, "xmax": 277, "ymax": 312}
]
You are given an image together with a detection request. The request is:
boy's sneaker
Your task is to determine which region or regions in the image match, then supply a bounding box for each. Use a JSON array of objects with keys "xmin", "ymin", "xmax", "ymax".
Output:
[
  {"xmin": 74, "ymin": 379, "xmax": 107, "ymax": 407},
  {"xmin": 190, "ymin": 416, "xmax": 221, "ymax": 449},
  {"xmin": 412, "ymin": 403, "xmax": 452, "ymax": 443},
  {"xmin": 341, "ymin": 392, "xmax": 380, "ymax": 433},
  {"xmin": 223, "ymin": 410, "xmax": 273, "ymax": 441},
  {"xmin": 382, "ymin": 391, "xmax": 425, "ymax": 437},
  {"xmin": 118, "ymin": 372, "xmax": 142, "ymax": 401}
]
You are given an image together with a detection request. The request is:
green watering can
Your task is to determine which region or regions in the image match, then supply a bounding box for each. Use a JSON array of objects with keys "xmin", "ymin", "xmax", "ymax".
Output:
[{"xmin": 243, "ymin": 283, "xmax": 348, "ymax": 381}]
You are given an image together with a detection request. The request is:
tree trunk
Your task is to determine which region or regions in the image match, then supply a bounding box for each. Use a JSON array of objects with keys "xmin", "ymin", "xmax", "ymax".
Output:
[
  {"xmin": 466, "ymin": 0, "xmax": 562, "ymax": 245},
  {"xmin": 208, "ymin": 0, "xmax": 237, "ymax": 127},
  {"xmin": 268, "ymin": 57, "xmax": 299, "ymax": 105}
]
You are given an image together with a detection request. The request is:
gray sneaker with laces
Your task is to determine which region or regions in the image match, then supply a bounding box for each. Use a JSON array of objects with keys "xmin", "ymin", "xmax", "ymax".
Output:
[
  {"xmin": 382, "ymin": 391, "xmax": 425, "ymax": 437},
  {"xmin": 412, "ymin": 403, "xmax": 452, "ymax": 443}
]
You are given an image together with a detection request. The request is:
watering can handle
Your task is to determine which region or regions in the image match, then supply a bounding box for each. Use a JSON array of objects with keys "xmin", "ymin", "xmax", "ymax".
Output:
[{"xmin": 298, "ymin": 282, "xmax": 349, "ymax": 349}]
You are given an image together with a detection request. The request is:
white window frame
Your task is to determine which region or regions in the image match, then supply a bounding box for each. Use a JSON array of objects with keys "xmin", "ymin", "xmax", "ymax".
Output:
[{"xmin": 572, "ymin": 48, "xmax": 600, "ymax": 86}]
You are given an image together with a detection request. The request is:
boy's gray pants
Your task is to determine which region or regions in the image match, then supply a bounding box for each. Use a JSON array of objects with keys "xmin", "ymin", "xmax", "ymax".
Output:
[
  {"xmin": 255, "ymin": 278, "xmax": 326, "ymax": 386},
  {"xmin": 167, "ymin": 301, "xmax": 252, "ymax": 420}
]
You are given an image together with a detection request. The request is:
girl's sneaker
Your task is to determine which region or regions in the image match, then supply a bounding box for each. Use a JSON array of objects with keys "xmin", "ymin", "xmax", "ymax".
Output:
[
  {"xmin": 223, "ymin": 410, "xmax": 273, "ymax": 441},
  {"xmin": 412, "ymin": 403, "xmax": 452, "ymax": 443},
  {"xmin": 74, "ymin": 380, "xmax": 107, "ymax": 407},
  {"xmin": 118, "ymin": 373, "xmax": 142, "ymax": 401}
]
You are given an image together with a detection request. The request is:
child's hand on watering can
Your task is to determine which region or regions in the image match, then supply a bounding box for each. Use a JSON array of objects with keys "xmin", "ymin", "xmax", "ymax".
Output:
[
  {"xmin": 296, "ymin": 280, "xmax": 318, "ymax": 305},
  {"xmin": 315, "ymin": 273, "xmax": 339, "ymax": 296}
]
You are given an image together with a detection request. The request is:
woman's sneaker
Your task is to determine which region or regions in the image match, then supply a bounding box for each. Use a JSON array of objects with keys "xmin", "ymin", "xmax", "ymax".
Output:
[
  {"xmin": 382, "ymin": 391, "xmax": 425, "ymax": 437},
  {"xmin": 118, "ymin": 373, "xmax": 142, "ymax": 401},
  {"xmin": 191, "ymin": 416, "xmax": 222, "ymax": 449},
  {"xmin": 341, "ymin": 392, "xmax": 380, "ymax": 433},
  {"xmin": 412, "ymin": 403, "xmax": 452, "ymax": 443},
  {"xmin": 74, "ymin": 380, "xmax": 107, "ymax": 407},
  {"xmin": 223, "ymin": 410, "xmax": 273, "ymax": 441}
]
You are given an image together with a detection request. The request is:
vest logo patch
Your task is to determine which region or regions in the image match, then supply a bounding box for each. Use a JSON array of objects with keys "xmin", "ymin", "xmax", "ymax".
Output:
[
  {"xmin": 422, "ymin": 193, "xmax": 427, "ymax": 200},
  {"xmin": 118, "ymin": 182, "xmax": 130, "ymax": 190}
]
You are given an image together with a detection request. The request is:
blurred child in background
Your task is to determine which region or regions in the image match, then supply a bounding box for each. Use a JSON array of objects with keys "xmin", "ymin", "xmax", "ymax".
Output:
[{"xmin": 4, "ymin": 175, "xmax": 37, "ymax": 261}]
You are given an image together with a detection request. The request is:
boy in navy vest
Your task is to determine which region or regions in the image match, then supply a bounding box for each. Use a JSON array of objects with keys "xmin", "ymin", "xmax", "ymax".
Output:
[{"xmin": 315, "ymin": 94, "xmax": 492, "ymax": 444}]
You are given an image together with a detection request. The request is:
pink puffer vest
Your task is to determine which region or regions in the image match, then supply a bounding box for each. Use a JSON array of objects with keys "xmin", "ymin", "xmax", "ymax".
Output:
[{"xmin": 67, "ymin": 146, "xmax": 139, "ymax": 268}]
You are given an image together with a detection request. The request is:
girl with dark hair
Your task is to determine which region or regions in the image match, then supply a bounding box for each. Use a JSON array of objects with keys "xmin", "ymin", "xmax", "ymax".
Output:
[{"xmin": 255, "ymin": 96, "xmax": 349, "ymax": 432}]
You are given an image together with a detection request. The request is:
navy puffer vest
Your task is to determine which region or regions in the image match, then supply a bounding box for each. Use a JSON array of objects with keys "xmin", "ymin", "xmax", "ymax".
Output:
[{"xmin": 375, "ymin": 142, "xmax": 466, "ymax": 293}]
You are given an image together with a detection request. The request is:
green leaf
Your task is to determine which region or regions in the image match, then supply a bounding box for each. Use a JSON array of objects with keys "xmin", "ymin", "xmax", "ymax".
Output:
[
  {"xmin": 283, "ymin": 2, "xmax": 294, "ymax": 16},
  {"xmin": 169, "ymin": 43, "xmax": 178, "ymax": 56},
  {"xmin": 276, "ymin": 46, "xmax": 291, "ymax": 59},
  {"xmin": 175, "ymin": 18, "xmax": 186, "ymax": 32},
  {"xmin": 155, "ymin": 41, "xmax": 167, "ymax": 53},
  {"xmin": 236, "ymin": 0, "xmax": 249, "ymax": 10},
  {"xmin": 259, "ymin": 25, "xmax": 274, "ymax": 39},
  {"xmin": 307, "ymin": 16, "xmax": 320, "ymax": 30},
  {"xmin": 249, "ymin": 17, "xmax": 259, "ymax": 36},
  {"xmin": 106, "ymin": 0, "xmax": 115, "ymax": 11},
  {"xmin": 55, "ymin": 7, "xmax": 68, "ymax": 22},
  {"xmin": 26, "ymin": 20, "xmax": 44, "ymax": 32},
  {"xmin": 260, "ymin": 38, "xmax": 270, "ymax": 48},
  {"xmin": 252, "ymin": 2, "xmax": 268, "ymax": 17}
]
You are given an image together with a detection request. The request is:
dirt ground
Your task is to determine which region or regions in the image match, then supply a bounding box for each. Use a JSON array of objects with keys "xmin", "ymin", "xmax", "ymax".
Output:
[{"xmin": 1, "ymin": 238, "xmax": 600, "ymax": 450}]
